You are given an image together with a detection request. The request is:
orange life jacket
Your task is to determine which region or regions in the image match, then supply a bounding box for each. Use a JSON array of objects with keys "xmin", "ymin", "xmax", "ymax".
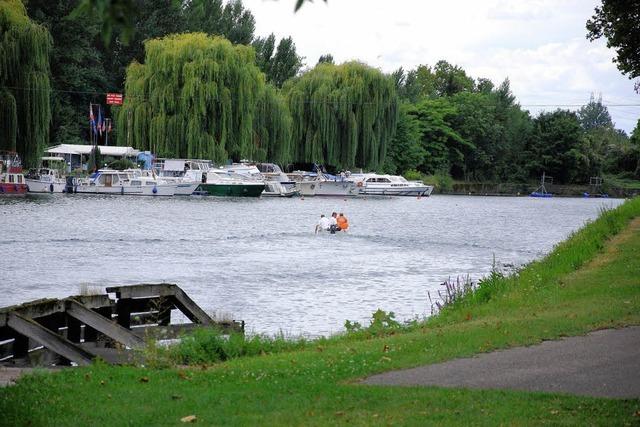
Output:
[{"xmin": 337, "ymin": 216, "xmax": 348, "ymax": 230}]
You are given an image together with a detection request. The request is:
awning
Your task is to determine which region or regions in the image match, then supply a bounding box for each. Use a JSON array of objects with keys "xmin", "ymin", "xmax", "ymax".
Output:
[{"xmin": 45, "ymin": 144, "xmax": 140, "ymax": 157}]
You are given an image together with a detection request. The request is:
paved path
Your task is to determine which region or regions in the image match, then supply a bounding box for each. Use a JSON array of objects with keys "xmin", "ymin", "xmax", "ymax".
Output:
[{"xmin": 362, "ymin": 326, "xmax": 640, "ymax": 398}]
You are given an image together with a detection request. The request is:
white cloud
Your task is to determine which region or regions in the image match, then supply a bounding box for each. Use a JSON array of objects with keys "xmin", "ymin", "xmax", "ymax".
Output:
[{"xmin": 243, "ymin": 0, "xmax": 639, "ymax": 132}]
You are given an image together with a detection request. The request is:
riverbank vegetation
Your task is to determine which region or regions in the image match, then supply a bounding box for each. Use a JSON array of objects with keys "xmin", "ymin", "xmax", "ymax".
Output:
[
  {"xmin": 0, "ymin": 0, "xmax": 51, "ymax": 168},
  {"xmin": 2, "ymin": 197, "xmax": 639, "ymax": 425},
  {"xmin": 2, "ymin": 0, "xmax": 639, "ymax": 187}
]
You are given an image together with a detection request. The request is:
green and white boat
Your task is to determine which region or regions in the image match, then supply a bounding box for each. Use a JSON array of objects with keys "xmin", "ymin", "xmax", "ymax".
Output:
[{"xmin": 196, "ymin": 170, "xmax": 265, "ymax": 197}]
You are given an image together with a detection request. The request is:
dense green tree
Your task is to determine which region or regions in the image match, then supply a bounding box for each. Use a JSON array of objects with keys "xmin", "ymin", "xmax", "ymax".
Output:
[
  {"xmin": 395, "ymin": 65, "xmax": 438, "ymax": 102},
  {"xmin": 385, "ymin": 103, "xmax": 424, "ymax": 174},
  {"xmin": 317, "ymin": 54, "xmax": 334, "ymax": 64},
  {"xmin": 410, "ymin": 99, "xmax": 471, "ymax": 174},
  {"xmin": 87, "ymin": 145, "xmax": 102, "ymax": 171},
  {"xmin": 0, "ymin": 0, "xmax": 52, "ymax": 167},
  {"xmin": 433, "ymin": 60, "xmax": 474, "ymax": 97},
  {"xmin": 448, "ymin": 91, "xmax": 497, "ymax": 180},
  {"xmin": 525, "ymin": 110, "xmax": 584, "ymax": 183},
  {"xmin": 577, "ymin": 93, "xmax": 613, "ymax": 130},
  {"xmin": 587, "ymin": 0, "xmax": 640, "ymax": 81},
  {"xmin": 252, "ymin": 34, "xmax": 302, "ymax": 87},
  {"xmin": 27, "ymin": 0, "xmax": 108, "ymax": 145},
  {"xmin": 105, "ymin": 0, "xmax": 183, "ymax": 90},
  {"xmin": 253, "ymin": 33, "xmax": 275, "ymax": 74},
  {"xmin": 476, "ymin": 78, "xmax": 494, "ymax": 94},
  {"xmin": 606, "ymin": 120, "xmax": 639, "ymax": 178},
  {"xmin": 183, "ymin": 0, "xmax": 255, "ymax": 45},
  {"xmin": 286, "ymin": 61, "xmax": 398, "ymax": 170},
  {"xmin": 117, "ymin": 33, "xmax": 289, "ymax": 162}
]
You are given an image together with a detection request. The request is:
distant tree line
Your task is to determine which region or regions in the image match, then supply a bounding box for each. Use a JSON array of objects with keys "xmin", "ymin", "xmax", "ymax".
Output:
[
  {"xmin": 2, "ymin": 0, "xmax": 639, "ymax": 182},
  {"xmin": 389, "ymin": 66, "xmax": 640, "ymax": 183}
]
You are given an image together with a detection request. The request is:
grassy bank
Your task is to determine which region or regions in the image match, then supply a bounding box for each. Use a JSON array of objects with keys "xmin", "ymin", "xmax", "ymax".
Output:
[{"xmin": 2, "ymin": 198, "xmax": 640, "ymax": 425}]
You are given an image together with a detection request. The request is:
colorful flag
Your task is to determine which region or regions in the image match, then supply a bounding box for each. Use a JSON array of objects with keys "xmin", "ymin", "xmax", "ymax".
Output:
[
  {"xmin": 89, "ymin": 104, "xmax": 96, "ymax": 135},
  {"xmin": 97, "ymin": 105, "xmax": 103, "ymax": 136},
  {"xmin": 107, "ymin": 120, "xmax": 112, "ymax": 133}
]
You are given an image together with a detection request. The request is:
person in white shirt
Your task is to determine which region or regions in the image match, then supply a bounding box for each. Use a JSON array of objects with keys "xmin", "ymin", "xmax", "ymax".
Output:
[
  {"xmin": 315, "ymin": 214, "xmax": 331, "ymax": 234},
  {"xmin": 329, "ymin": 212, "xmax": 339, "ymax": 233}
]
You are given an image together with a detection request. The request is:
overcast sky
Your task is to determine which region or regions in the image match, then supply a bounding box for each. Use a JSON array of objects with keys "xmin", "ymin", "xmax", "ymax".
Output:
[{"xmin": 243, "ymin": 0, "xmax": 639, "ymax": 134}]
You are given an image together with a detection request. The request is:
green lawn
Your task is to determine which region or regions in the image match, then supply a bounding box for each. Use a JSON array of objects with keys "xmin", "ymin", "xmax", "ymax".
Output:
[{"xmin": 2, "ymin": 198, "xmax": 640, "ymax": 426}]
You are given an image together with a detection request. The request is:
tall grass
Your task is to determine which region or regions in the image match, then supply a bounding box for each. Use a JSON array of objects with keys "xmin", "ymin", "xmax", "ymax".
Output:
[{"xmin": 143, "ymin": 328, "xmax": 310, "ymax": 367}]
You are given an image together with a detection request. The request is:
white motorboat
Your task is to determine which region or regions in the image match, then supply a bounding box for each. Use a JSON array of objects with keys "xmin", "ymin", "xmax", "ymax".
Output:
[
  {"xmin": 154, "ymin": 159, "xmax": 210, "ymax": 195},
  {"xmin": 74, "ymin": 169, "xmax": 176, "ymax": 196},
  {"xmin": 287, "ymin": 171, "xmax": 359, "ymax": 197},
  {"xmin": 25, "ymin": 168, "xmax": 66, "ymax": 193},
  {"xmin": 348, "ymin": 173, "xmax": 434, "ymax": 197},
  {"xmin": 255, "ymin": 163, "xmax": 298, "ymax": 197}
]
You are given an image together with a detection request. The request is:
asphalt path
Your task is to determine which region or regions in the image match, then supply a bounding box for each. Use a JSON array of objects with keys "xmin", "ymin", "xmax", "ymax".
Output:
[{"xmin": 362, "ymin": 326, "xmax": 640, "ymax": 398}]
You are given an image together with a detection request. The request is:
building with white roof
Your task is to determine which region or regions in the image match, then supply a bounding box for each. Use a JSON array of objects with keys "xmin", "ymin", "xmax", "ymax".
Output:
[{"xmin": 45, "ymin": 144, "xmax": 140, "ymax": 171}]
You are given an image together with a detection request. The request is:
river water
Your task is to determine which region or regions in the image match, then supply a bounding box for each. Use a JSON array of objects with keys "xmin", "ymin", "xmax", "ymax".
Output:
[{"xmin": 0, "ymin": 194, "xmax": 623, "ymax": 336}]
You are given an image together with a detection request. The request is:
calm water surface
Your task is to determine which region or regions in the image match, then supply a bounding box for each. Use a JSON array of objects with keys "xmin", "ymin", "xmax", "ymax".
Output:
[{"xmin": 0, "ymin": 194, "xmax": 623, "ymax": 336}]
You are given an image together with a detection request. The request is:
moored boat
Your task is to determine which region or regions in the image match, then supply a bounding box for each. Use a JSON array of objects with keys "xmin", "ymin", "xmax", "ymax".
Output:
[
  {"xmin": 196, "ymin": 170, "xmax": 265, "ymax": 197},
  {"xmin": 286, "ymin": 169, "xmax": 359, "ymax": 197},
  {"xmin": 216, "ymin": 162, "xmax": 299, "ymax": 197},
  {"xmin": 154, "ymin": 159, "xmax": 210, "ymax": 196},
  {"xmin": 25, "ymin": 157, "xmax": 67, "ymax": 193},
  {"xmin": 348, "ymin": 173, "xmax": 433, "ymax": 197},
  {"xmin": 74, "ymin": 169, "xmax": 176, "ymax": 196},
  {"xmin": 0, "ymin": 153, "xmax": 28, "ymax": 196}
]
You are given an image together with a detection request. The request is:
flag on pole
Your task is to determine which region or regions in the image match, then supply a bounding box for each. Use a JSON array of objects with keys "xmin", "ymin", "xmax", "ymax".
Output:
[
  {"xmin": 97, "ymin": 105, "xmax": 103, "ymax": 136},
  {"xmin": 89, "ymin": 104, "xmax": 96, "ymax": 135}
]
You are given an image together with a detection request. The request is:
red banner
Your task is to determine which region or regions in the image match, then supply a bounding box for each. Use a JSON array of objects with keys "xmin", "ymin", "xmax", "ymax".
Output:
[{"xmin": 106, "ymin": 93, "xmax": 123, "ymax": 105}]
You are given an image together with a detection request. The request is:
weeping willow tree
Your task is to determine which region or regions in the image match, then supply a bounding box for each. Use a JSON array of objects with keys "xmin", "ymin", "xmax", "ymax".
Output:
[
  {"xmin": 253, "ymin": 84, "xmax": 292, "ymax": 165},
  {"xmin": 286, "ymin": 61, "xmax": 398, "ymax": 170},
  {"xmin": 0, "ymin": 0, "xmax": 51, "ymax": 167},
  {"xmin": 117, "ymin": 33, "xmax": 290, "ymax": 163}
]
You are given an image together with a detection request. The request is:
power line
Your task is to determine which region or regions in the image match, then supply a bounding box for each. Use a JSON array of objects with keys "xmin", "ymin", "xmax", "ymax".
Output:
[{"xmin": 1, "ymin": 85, "xmax": 639, "ymax": 108}]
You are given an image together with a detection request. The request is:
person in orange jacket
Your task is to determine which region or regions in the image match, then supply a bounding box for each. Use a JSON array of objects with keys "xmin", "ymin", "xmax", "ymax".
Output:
[{"xmin": 336, "ymin": 212, "xmax": 349, "ymax": 231}]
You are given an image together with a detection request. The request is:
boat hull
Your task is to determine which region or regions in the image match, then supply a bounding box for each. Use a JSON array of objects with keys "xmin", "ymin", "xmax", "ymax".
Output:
[
  {"xmin": 25, "ymin": 179, "xmax": 66, "ymax": 193},
  {"xmin": 74, "ymin": 184, "xmax": 176, "ymax": 196},
  {"xmin": 358, "ymin": 185, "xmax": 434, "ymax": 197},
  {"xmin": 0, "ymin": 183, "xmax": 28, "ymax": 195},
  {"xmin": 196, "ymin": 183, "xmax": 265, "ymax": 197},
  {"xmin": 298, "ymin": 181, "xmax": 359, "ymax": 197},
  {"xmin": 174, "ymin": 182, "xmax": 200, "ymax": 196}
]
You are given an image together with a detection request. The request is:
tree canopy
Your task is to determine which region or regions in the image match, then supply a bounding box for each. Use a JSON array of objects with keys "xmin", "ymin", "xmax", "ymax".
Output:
[
  {"xmin": 587, "ymin": 0, "xmax": 640, "ymax": 80},
  {"xmin": 285, "ymin": 61, "xmax": 398, "ymax": 170},
  {"xmin": 0, "ymin": 0, "xmax": 51, "ymax": 167},
  {"xmin": 116, "ymin": 33, "xmax": 291, "ymax": 163},
  {"xmin": 253, "ymin": 34, "xmax": 303, "ymax": 88}
]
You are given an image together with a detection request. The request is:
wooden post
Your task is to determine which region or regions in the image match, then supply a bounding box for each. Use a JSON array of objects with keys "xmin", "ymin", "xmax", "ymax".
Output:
[
  {"xmin": 12, "ymin": 334, "xmax": 29, "ymax": 359},
  {"xmin": 116, "ymin": 299, "xmax": 132, "ymax": 329},
  {"xmin": 66, "ymin": 300, "xmax": 144, "ymax": 349},
  {"xmin": 172, "ymin": 288, "xmax": 213, "ymax": 325},
  {"xmin": 157, "ymin": 297, "xmax": 172, "ymax": 326},
  {"xmin": 66, "ymin": 316, "xmax": 82, "ymax": 343},
  {"xmin": 7, "ymin": 313, "xmax": 93, "ymax": 366}
]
